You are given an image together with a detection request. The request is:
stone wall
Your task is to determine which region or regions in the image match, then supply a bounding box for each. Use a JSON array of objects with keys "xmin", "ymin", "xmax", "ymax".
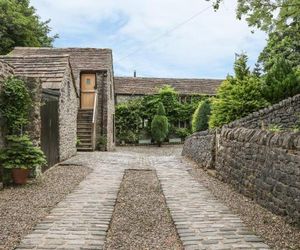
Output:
[
  {"xmin": 96, "ymin": 70, "xmax": 115, "ymax": 151},
  {"xmin": 58, "ymin": 66, "xmax": 78, "ymax": 161},
  {"xmin": 0, "ymin": 60, "xmax": 14, "ymax": 149},
  {"xmin": 182, "ymin": 130, "xmax": 216, "ymax": 169},
  {"xmin": 216, "ymin": 127, "xmax": 300, "ymax": 226},
  {"xmin": 183, "ymin": 93, "xmax": 300, "ymax": 226},
  {"xmin": 227, "ymin": 94, "xmax": 300, "ymax": 129}
]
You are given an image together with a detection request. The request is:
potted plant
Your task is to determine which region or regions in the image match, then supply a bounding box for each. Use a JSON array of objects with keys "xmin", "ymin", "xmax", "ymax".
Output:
[
  {"xmin": 0, "ymin": 135, "xmax": 47, "ymax": 185},
  {"xmin": 97, "ymin": 135, "xmax": 107, "ymax": 151}
]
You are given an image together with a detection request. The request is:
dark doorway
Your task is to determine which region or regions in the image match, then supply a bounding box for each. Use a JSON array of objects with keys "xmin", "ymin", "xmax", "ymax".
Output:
[{"xmin": 41, "ymin": 90, "xmax": 59, "ymax": 171}]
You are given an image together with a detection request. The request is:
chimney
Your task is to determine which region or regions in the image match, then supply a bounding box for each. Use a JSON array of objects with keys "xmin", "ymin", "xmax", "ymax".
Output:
[{"xmin": 134, "ymin": 70, "xmax": 137, "ymax": 77}]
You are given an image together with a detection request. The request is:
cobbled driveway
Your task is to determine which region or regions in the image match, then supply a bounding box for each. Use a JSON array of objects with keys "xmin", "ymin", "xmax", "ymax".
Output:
[{"xmin": 16, "ymin": 146, "xmax": 270, "ymax": 250}]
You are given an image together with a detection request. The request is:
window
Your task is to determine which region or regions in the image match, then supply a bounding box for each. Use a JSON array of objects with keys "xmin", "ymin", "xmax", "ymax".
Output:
[{"xmin": 86, "ymin": 78, "xmax": 91, "ymax": 84}]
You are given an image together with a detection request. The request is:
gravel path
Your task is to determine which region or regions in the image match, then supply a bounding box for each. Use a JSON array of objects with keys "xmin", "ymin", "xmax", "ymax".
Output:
[
  {"xmin": 0, "ymin": 165, "xmax": 91, "ymax": 250},
  {"xmin": 104, "ymin": 170, "xmax": 183, "ymax": 250},
  {"xmin": 186, "ymin": 159, "xmax": 300, "ymax": 250}
]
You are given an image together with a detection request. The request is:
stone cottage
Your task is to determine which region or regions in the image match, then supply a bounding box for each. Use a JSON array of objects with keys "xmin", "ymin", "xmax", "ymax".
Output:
[{"xmin": 1, "ymin": 47, "xmax": 116, "ymax": 165}]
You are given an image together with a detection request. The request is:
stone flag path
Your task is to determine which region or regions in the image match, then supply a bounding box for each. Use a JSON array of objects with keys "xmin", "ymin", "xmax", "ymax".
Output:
[{"xmin": 17, "ymin": 146, "xmax": 270, "ymax": 250}]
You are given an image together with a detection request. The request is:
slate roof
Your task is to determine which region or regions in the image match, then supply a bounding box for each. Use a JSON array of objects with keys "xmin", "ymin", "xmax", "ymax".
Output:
[
  {"xmin": 0, "ymin": 55, "xmax": 71, "ymax": 90},
  {"xmin": 114, "ymin": 77, "xmax": 223, "ymax": 96},
  {"xmin": 10, "ymin": 47, "xmax": 113, "ymax": 83}
]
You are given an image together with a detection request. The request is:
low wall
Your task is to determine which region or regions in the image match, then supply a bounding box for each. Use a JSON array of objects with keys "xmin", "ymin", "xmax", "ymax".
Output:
[
  {"xmin": 182, "ymin": 130, "xmax": 215, "ymax": 169},
  {"xmin": 227, "ymin": 94, "xmax": 300, "ymax": 129},
  {"xmin": 216, "ymin": 127, "xmax": 300, "ymax": 226}
]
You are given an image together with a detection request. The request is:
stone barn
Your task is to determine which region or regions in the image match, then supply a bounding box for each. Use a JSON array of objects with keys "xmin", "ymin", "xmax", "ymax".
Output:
[
  {"xmin": 3, "ymin": 47, "xmax": 116, "ymax": 153},
  {"xmin": 0, "ymin": 55, "xmax": 78, "ymax": 165}
]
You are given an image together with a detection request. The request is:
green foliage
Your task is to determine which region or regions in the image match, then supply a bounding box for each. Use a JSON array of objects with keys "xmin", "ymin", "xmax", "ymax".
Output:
[
  {"xmin": 0, "ymin": 0, "xmax": 57, "ymax": 55},
  {"xmin": 0, "ymin": 135, "xmax": 46, "ymax": 170},
  {"xmin": 267, "ymin": 124, "xmax": 283, "ymax": 133},
  {"xmin": 262, "ymin": 57, "xmax": 300, "ymax": 104},
  {"xmin": 192, "ymin": 99, "xmax": 211, "ymax": 132},
  {"xmin": 151, "ymin": 103, "xmax": 169, "ymax": 146},
  {"xmin": 96, "ymin": 135, "xmax": 107, "ymax": 151},
  {"xmin": 175, "ymin": 128, "xmax": 191, "ymax": 139},
  {"xmin": 207, "ymin": 0, "xmax": 300, "ymax": 33},
  {"xmin": 234, "ymin": 54, "xmax": 250, "ymax": 80},
  {"xmin": 76, "ymin": 138, "xmax": 81, "ymax": 147},
  {"xmin": 115, "ymin": 85, "xmax": 207, "ymax": 143},
  {"xmin": 209, "ymin": 55, "xmax": 269, "ymax": 128},
  {"xmin": 115, "ymin": 99, "xmax": 142, "ymax": 143},
  {"xmin": 0, "ymin": 77, "xmax": 32, "ymax": 135}
]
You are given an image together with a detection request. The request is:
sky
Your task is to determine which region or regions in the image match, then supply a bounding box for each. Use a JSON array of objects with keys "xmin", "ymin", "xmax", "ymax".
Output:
[{"xmin": 31, "ymin": 0, "xmax": 267, "ymax": 79}]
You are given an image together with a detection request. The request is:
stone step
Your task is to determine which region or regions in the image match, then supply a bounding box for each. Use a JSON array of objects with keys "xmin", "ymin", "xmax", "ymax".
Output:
[{"xmin": 77, "ymin": 147, "xmax": 93, "ymax": 152}]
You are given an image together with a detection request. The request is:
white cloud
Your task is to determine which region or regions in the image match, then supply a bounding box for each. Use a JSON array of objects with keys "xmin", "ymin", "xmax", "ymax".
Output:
[{"xmin": 31, "ymin": 0, "xmax": 267, "ymax": 78}]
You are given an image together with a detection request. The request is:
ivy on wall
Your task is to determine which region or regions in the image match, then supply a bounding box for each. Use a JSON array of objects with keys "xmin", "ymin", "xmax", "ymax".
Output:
[{"xmin": 115, "ymin": 85, "xmax": 208, "ymax": 143}]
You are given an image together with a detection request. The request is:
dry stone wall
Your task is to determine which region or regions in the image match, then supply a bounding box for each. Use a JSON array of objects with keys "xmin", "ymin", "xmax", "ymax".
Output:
[
  {"xmin": 227, "ymin": 94, "xmax": 300, "ymax": 129},
  {"xmin": 183, "ymin": 93, "xmax": 300, "ymax": 226},
  {"xmin": 216, "ymin": 127, "xmax": 300, "ymax": 226},
  {"xmin": 182, "ymin": 130, "xmax": 216, "ymax": 169}
]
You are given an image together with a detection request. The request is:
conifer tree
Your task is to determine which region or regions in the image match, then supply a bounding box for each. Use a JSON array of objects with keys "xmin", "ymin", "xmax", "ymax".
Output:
[{"xmin": 151, "ymin": 103, "xmax": 169, "ymax": 147}]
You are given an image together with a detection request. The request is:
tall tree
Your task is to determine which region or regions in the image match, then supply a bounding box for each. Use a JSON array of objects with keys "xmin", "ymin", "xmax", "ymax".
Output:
[
  {"xmin": 0, "ymin": 0, "xmax": 57, "ymax": 55},
  {"xmin": 209, "ymin": 54, "xmax": 269, "ymax": 128}
]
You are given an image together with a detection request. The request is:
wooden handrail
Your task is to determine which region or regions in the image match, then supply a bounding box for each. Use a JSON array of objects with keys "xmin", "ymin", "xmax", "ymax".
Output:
[
  {"xmin": 92, "ymin": 92, "xmax": 98, "ymax": 150},
  {"xmin": 92, "ymin": 92, "xmax": 97, "ymax": 124}
]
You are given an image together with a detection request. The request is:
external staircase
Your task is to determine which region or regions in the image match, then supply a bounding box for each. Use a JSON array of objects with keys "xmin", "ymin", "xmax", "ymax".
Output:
[{"xmin": 77, "ymin": 109, "xmax": 93, "ymax": 151}]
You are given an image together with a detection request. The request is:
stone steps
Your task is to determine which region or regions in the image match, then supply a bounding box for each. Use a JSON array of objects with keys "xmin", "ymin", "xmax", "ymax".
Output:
[{"xmin": 77, "ymin": 109, "xmax": 93, "ymax": 151}]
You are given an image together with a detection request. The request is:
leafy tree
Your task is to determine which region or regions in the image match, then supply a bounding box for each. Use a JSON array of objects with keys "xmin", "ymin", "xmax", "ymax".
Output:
[
  {"xmin": 209, "ymin": 55, "xmax": 269, "ymax": 128},
  {"xmin": 207, "ymin": 0, "xmax": 300, "ymax": 70},
  {"xmin": 0, "ymin": 0, "xmax": 57, "ymax": 55},
  {"xmin": 259, "ymin": 19, "xmax": 300, "ymax": 71},
  {"xmin": 0, "ymin": 77, "xmax": 32, "ymax": 134},
  {"xmin": 262, "ymin": 57, "xmax": 300, "ymax": 104},
  {"xmin": 151, "ymin": 102, "xmax": 169, "ymax": 147},
  {"xmin": 192, "ymin": 99, "xmax": 211, "ymax": 132},
  {"xmin": 206, "ymin": 0, "xmax": 300, "ymax": 32}
]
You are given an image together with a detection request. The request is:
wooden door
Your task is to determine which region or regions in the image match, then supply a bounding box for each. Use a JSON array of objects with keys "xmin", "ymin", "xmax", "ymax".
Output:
[
  {"xmin": 81, "ymin": 74, "xmax": 96, "ymax": 109},
  {"xmin": 41, "ymin": 91, "xmax": 59, "ymax": 171}
]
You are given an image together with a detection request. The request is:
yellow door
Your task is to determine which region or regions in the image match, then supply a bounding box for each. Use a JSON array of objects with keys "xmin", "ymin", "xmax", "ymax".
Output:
[{"xmin": 81, "ymin": 74, "xmax": 96, "ymax": 109}]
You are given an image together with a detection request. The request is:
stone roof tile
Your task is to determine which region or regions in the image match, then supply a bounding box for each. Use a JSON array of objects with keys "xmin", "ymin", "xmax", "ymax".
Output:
[{"xmin": 114, "ymin": 76, "xmax": 222, "ymax": 95}]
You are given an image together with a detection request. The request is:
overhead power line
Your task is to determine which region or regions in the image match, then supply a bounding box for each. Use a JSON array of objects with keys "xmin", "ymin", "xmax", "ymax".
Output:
[{"xmin": 116, "ymin": 5, "xmax": 212, "ymax": 63}]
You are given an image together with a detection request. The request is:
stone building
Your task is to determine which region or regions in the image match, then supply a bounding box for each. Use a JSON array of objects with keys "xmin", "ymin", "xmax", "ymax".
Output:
[
  {"xmin": 0, "ymin": 55, "xmax": 78, "ymax": 164},
  {"xmin": 1, "ymin": 47, "xmax": 116, "ymax": 163},
  {"xmin": 1, "ymin": 47, "xmax": 222, "ymax": 161},
  {"xmin": 114, "ymin": 76, "xmax": 222, "ymax": 104}
]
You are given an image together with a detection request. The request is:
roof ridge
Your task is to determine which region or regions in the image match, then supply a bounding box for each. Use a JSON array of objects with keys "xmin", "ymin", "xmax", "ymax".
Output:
[
  {"xmin": 1, "ymin": 54, "xmax": 70, "ymax": 59},
  {"xmin": 114, "ymin": 76, "xmax": 224, "ymax": 81}
]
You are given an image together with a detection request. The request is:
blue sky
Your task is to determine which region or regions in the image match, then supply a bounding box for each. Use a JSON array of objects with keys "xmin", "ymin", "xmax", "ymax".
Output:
[{"xmin": 31, "ymin": 0, "xmax": 267, "ymax": 79}]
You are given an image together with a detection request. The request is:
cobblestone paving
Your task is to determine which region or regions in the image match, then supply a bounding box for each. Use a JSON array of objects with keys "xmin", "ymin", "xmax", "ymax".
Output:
[{"xmin": 16, "ymin": 146, "xmax": 270, "ymax": 250}]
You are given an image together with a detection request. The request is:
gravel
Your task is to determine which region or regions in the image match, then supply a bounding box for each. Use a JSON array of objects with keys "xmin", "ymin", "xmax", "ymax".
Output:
[
  {"xmin": 186, "ymin": 159, "xmax": 300, "ymax": 250},
  {"xmin": 104, "ymin": 169, "xmax": 183, "ymax": 250},
  {"xmin": 0, "ymin": 164, "xmax": 92, "ymax": 250}
]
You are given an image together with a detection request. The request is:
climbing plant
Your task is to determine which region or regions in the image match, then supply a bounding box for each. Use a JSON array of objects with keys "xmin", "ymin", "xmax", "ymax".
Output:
[
  {"xmin": 0, "ymin": 77, "xmax": 32, "ymax": 135},
  {"xmin": 115, "ymin": 85, "xmax": 208, "ymax": 143}
]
